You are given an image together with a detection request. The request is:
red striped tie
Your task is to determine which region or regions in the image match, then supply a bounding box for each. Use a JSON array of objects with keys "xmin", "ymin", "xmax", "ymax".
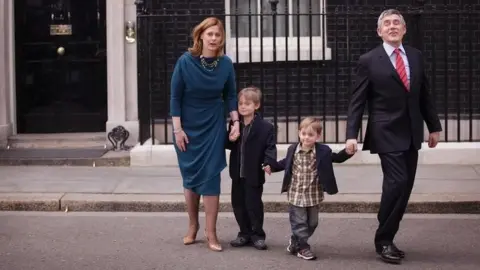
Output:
[{"xmin": 394, "ymin": 48, "xmax": 409, "ymax": 91}]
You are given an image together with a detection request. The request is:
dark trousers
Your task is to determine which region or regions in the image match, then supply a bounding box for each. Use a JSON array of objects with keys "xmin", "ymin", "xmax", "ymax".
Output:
[
  {"xmin": 231, "ymin": 178, "xmax": 265, "ymax": 241},
  {"xmin": 289, "ymin": 204, "xmax": 319, "ymax": 250},
  {"xmin": 375, "ymin": 144, "xmax": 418, "ymax": 247}
]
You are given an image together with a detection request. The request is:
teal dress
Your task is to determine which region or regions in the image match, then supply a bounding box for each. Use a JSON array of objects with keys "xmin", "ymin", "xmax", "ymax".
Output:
[{"xmin": 170, "ymin": 52, "xmax": 237, "ymax": 196}]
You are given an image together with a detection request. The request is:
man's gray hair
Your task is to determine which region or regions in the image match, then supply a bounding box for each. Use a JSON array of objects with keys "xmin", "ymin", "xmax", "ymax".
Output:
[{"xmin": 377, "ymin": 9, "xmax": 406, "ymax": 29}]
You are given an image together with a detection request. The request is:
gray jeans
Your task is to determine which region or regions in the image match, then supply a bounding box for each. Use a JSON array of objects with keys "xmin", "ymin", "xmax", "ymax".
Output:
[{"xmin": 289, "ymin": 204, "xmax": 319, "ymax": 250}]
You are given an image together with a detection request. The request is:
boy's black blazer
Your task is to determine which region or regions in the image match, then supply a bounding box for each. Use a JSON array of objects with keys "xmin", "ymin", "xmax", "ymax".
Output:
[
  {"xmin": 226, "ymin": 115, "xmax": 277, "ymax": 187},
  {"xmin": 270, "ymin": 143, "xmax": 352, "ymax": 195}
]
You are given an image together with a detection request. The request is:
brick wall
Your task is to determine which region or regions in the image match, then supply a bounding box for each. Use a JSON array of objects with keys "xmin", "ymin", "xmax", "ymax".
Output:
[{"xmin": 139, "ymin": 0, "xmax": 480, "ymax": 122}]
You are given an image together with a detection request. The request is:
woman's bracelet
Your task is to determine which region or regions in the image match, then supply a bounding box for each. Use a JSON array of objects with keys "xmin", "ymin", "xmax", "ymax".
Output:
[
  {"xmin": 173, "ymin": 128, "xmax": 183, "ymax": 134},
  {"xmin": 232, "ymin": 119, "xmax": 240, "ymax": 123}
]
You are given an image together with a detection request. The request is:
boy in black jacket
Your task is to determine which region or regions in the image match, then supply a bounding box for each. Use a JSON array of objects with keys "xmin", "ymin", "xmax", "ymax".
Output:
[
  {"xmin": 226, "ymin": 86, "xmax": 277, "ymax": 250},
  {"xmin": 264, "ymin": 117, "xmax": 353, "ymax": 260}
]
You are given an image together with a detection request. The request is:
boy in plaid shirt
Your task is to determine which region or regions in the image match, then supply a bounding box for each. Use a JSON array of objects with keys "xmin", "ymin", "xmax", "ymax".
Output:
[{"xmin": 264, "ymin": 117, "xmax": 353, "ymax": 260}]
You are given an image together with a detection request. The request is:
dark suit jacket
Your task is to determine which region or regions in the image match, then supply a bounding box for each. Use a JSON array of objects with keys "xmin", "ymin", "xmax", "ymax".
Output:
[
  {"xmin": 346, "ymin": 45, "xmax": 442, "ymax": 154},
  {"xmin": 226, "ymin": 115, "xmax": 277, "ymax": 187},
  {"xmin": 269, "ymin": 143, "xmax": 352, "ymax": 195}
]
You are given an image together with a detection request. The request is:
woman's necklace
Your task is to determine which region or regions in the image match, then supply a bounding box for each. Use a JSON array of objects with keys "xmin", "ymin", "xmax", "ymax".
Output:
[{"xmin": 200, "ymin": 55, "xmax": 219, "ymax": 72}]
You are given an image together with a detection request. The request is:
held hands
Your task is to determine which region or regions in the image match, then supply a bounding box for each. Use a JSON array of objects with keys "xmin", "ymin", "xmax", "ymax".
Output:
[
  {"xmin": 345, "ymin": 139, "xmax": 358, "ymax": 155},
  {"xmin": 229, "ymin": 121, "xmax": 240, "ymax": 142},
  {"xmin": 262, "ymin": 165, "xmax": 272, "ymax": 175},
  {"xmin": 174, "ymin": 129, "xmax": 189, "ymax": 152},
  {"xmin": 228, "ymin": 129, "xmax": 238, "ymax": 142},
  {"xmin": 344, "ymin": 132, "xmax": 440, "ymax": 153}
]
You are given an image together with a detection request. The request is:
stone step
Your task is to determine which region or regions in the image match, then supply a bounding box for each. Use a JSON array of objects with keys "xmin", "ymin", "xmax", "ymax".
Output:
[
  {"xmin": 7, "ymin": 133, "xmax": 109, "ymax": 149},
  {"xmin": 1, "ymin": 133, "xmax": 129, "ymax": 167},
  {"xmin": 0, "ymin": 156, "xmax": 130, "ymax": 167},
  {"xmin": 0, "ymin": 150, "xmax": 130, "ymax": 167}
]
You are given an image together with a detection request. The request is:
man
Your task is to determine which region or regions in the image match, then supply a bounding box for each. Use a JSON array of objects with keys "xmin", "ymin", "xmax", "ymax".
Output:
[{"xmin": 345, "ymin": 9, "xmax": 442, "ymax": 264}]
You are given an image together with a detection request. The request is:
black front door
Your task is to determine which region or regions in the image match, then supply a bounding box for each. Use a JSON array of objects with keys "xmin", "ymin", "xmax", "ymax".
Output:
[{"xmin": 15, "ymin": 0, "xmax": 107, "ymax": 133}]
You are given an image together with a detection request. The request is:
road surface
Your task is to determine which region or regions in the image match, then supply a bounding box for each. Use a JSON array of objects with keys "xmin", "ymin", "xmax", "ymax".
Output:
[{"xmin": 0, "ymin": 212, "xmax": 479, "ymax": 270}]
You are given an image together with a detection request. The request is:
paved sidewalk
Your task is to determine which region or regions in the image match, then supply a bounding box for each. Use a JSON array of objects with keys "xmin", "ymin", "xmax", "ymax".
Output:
[{"xmin": 0, "ymin": 164, "xmax": 479, "ymax": 213}]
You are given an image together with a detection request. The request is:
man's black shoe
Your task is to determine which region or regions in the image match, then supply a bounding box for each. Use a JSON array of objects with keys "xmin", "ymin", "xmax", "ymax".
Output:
[
  {"xmin": 252, "ymin": 239, "xmax": 267, "ymax": 250},
  {"xmin": 376, "ymin": 243, "xmax": 405, "ymax": 258},
  {"xmin": 376, "ymin": 245, "xmax": 402, "ymax": 264},
  {"xmin": 230, "ymin": 236, "xmax": 250, "ymax": 247},
  {"xmin": 391, "ymin": 243, "xmax": 405, "ymax": 258}
]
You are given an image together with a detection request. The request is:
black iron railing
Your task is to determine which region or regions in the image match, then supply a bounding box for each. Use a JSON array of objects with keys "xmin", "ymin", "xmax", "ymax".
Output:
[{"xmin": 136, "ymin": 0, "xmax": 480, "ymax": 145}]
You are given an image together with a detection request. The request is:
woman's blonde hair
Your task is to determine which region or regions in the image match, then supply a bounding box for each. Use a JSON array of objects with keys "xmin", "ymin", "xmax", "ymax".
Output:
[{"xmin": 188, "ymin": 17, "xmax": 225, "ymax": 57}]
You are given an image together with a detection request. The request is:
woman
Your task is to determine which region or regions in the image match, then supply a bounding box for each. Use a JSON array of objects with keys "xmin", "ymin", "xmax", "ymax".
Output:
[{"xmin": 170, "ymin": 17, "xmax": 240, "ymax": 252}]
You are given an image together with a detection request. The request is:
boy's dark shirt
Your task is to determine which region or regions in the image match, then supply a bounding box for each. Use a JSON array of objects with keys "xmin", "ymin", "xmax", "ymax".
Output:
[
  {"xmin": 226, "ymin": 114, "xmax": 277, "ymax": 187},
  {"xmin": 239, "ymin": 116, "xmax": 254, "ymax": 178},
  {"xmin": 270, "ymin": 143, "xmax": 353, "ymax": 195}
]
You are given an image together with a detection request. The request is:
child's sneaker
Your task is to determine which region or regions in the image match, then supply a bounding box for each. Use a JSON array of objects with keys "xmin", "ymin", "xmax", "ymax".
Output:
[
  {"xmin": 286, "ymin": 238, "xmax": 296, "ymax": 254},
  {"xmin": 297, "ymin": 248, "xmax": 317, "ymax": 260}
]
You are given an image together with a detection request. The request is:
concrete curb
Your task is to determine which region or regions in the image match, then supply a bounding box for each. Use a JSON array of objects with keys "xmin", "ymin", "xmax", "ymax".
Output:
[
  {"xmin": 1, "ymin": 193, "xmax": 479, "ymax": 214},
  {"xmin": 0, "ymin": 193, "xmax": 62, "ymax": 211}
]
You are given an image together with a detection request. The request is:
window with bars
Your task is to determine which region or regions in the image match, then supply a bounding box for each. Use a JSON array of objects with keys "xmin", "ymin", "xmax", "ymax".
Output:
[{"xmin": 225, "ymin": 0, "xmax": 332, "ymax": 63}]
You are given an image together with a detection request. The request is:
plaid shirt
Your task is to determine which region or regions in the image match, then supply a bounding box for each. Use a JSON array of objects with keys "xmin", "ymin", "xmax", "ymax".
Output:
[{"xmin": 287, "ymin": 144, "xmax": 324, "ymax": 207}]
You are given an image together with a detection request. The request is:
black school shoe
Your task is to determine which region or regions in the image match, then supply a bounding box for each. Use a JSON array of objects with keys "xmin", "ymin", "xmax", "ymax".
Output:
[
  {"xmin": 252, "ymin": 239, "xmax": 267, "ymax": 250},
  {"xmin": 230, "ymin": 236, "xmax": 250, "ymax": 247}
]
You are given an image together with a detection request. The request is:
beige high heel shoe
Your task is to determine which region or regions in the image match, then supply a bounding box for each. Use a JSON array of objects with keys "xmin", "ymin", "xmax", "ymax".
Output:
[
  {"xmin": 204, "ymin": 230, "xmax": 223, "ymax": 251},
  {"xmin": 183, "ymin": 225, "xmax": 199, "ymax": 245}
]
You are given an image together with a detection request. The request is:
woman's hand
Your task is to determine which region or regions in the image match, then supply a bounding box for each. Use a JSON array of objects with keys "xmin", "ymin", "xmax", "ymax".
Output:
[
  {"xmin": 229, "ymin": 121, "xmax": 240, "ymax": 141},
  {"xmin": 229, "ymin": 128, "xmax": 238, "ymax": 142},
  {"xmin": 174, "ymin": 129, "xmax": 189, "ymax": 152}
]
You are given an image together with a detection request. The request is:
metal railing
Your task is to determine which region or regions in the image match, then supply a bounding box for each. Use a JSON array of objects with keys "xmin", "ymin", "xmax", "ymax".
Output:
[{"xmin": 136, "ymin": 0, "xmax": 480, "ymax": 145}]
